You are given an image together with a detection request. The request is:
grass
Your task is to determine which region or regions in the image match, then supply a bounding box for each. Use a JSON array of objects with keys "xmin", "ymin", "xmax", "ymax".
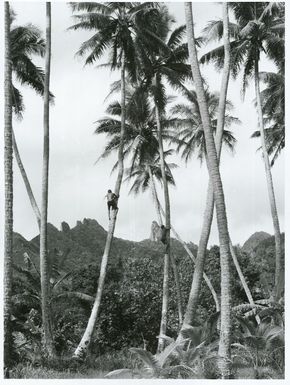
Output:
[
  {"xmin": 9, "ymin": 349, "xmax": 133, "ymax": 379},
  {"xmin": 10, "ymin": 364, "xmax": 108, "ymax": 379}
]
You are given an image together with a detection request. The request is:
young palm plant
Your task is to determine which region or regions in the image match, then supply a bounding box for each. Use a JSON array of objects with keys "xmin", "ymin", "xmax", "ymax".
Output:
[
  {"xmin": 201, "ymin": 2, "xmax": 285, "ymax": 301},
  {"xmin": 69, "ymin": 1, "xmax": 163, "ymax": 359},
  {"xmin": 232, "ymin": 316, "xmax": 284, "ymax": 379}
]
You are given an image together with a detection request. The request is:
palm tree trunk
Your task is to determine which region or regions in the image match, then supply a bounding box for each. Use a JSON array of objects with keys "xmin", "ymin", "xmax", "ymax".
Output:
[
  {"xmin": 149, "ymin": 166, "xmax": 183, "ymax": 328},
  {"xmin": 181, "ymin": 3, "xmax": 231, "ymax": 333},
  {"xmin": 156, "ymin": 196, "xmax": 220, "ymax": 312},
  {"xmin": 4, "ymin": 1, "xmax": 13, "ymax": 373},
  {"xmin": 155, "ymin": 105, "xmax": 170, "ymax": 353},
  {"xmin": 181, "ymin": 3, "xmax": 259, "ymax": 330},
  {"xmin": 185, "ymin": 3, "xmax": 231, "ymax": 378},
  {"xmin": 254, "ymin": 58, "xmax": 283, "ymax": 301},
  {"xmin": 12, "ymin": 129, "xmax": 41, "ymax": 228},
  {"xmin": 229, "ymin": 242, "xmax": 260, "ymax": 324},
  {"xmin": 40, "ymin": 1, "xmax": 54, "ymax": 357},
  {"xmin": 73, "ymin": 50, "xmax": 126, "ymax": 359}
]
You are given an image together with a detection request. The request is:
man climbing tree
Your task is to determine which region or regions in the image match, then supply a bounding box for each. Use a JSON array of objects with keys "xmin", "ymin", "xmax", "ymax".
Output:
[
  {"xmin": 160, "ymin": 225, "xmax": 170, "ymax": 245},
  {"xmin": 105, "ymin": 189, "xmax": 119, "ymax": 220}
]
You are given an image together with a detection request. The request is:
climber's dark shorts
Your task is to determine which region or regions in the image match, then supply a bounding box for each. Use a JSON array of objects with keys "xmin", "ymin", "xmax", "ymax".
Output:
[{"xmin": 107, "ymin": 201, "xmax": 117, "ymax": 210}]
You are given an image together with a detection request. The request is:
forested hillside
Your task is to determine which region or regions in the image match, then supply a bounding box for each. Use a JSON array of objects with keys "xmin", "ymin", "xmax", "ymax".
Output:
[{"xmin": 12, "ymin": 219, "xmax": 283, "ymax": 363}]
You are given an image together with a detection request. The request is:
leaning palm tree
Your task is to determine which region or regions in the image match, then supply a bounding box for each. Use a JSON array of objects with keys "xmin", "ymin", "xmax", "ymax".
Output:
[
  {"xmin": 185, "ymin": 2, "xmax": 232, "ymax": 378},
  {"xmin": 4, "ymin": 1, "xmax": 14, "ymax": 374},
  {"xmin": 169, "ymin": 85, "xmax": 262, "ymax": 325},
  {"xmin": 39, "ymin": 1, "xmax": 55, "ymax": 358},
  {"xmin": 97, "ymin": 88, "xmax": 220, "ymax": 317},
  {"xmin": 69, "ymin": 2, "xmax": 161, "ymax": 358},
  {"xmin": 100, "ymin": 87, "xmax": 221, "ymax": 296},
  {"xmin": 201, "ymin": 2, "xmax": 285, "ymax": 301}
]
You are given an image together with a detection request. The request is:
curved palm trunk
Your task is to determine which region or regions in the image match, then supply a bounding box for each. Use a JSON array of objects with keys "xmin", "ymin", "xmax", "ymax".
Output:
[
  {"xmin": 181, "ymin": 3, "xmax": 230, "ymax": 333},
  {"xmin": 12, "ymin": 129, "xmax": 41, "ymax": 228},
  {"xmin": 40, "ymin": 2, "xmax": 55, "ymax": 358},
  {"xmin": 181, "ymin": 3, "xmax": 259, "ymax": 330},
  {"xmin": 149, "ymin": 167, "xmax": 183, "ymax": 328},
  {"xmin": 4, "ymin": 1, "xmax": 13, "ymax": 373},
  {"xmin": 155, "ymin": 106, "xmax": 171, "ymax": 353},
  {"xmin": 185, "ymin": 3, "xmax": 231, "ymax": 378},
  {"xmin": 254, "ymin": 58, "xmax": 283, "ymax": 301},
  {"xmin": 73, "ymin": 52, "xmax": 126, "ymax": 359}
]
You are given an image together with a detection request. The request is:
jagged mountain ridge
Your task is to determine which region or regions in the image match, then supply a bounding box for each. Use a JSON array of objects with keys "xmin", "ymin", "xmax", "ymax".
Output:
[
  {"xmin": 13, "ymin": 218, "xmax": 197, "ymax": 271},
  {"xmin": 13, "ymin": 219, "xmax": 276, "ymax": 274}
]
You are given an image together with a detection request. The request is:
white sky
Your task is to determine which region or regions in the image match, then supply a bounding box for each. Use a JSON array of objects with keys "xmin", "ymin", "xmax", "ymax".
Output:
[{"xmin": 1, "ymin": 1, "xmax": 285, "ymax": 246}]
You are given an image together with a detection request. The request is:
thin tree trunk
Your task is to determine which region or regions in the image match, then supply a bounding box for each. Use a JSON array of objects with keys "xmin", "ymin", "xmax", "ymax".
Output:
[
  {"xmin": 149, "ymin": 166, "xmax": 183, "ymax": 328},
  {"xmin": 181, "ymin": 3, "xmax": 231, "ymax": 334},
  {"xmin": 40, "ymin": 1, "xmax": 54, "ymax": 357},
  {"xmin": 156, "ymin": 197, "xmax": 220, "ymax": 312},
  {"xmin": 181, "ymin": 3, "xmax": 259, "ymax": 330},
  {"xmin": 170, "ymin": 254, "xmax": 183, "ymax": 328},
  {"xmin": 155, "ymin": 106, "xmax": 170, "ymax": 353},
  {"xmin": 185, "ymin": 3, "xmax": 232, "ymax": 378},
  {"xmin": 254, "ymin": 58, "xmax": 283, "ymax": 301},
  {"xmin": 73, "ymin": 50, "xmax": 126, "ymax": 359},
  {"xmin": 12, "ymin": 129, "xmax": 41, "ymax": 228},
  {"xmin": 229, "ymin": 242, "xmax": 260, "ymax": 324},
  {"xmin": 4, "ymin": 1, "xmax": 13, "ymax": 373}
]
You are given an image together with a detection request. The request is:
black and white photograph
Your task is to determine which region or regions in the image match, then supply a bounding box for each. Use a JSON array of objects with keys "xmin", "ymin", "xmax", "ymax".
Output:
[{"xmin": 2, "ymin": 0, "xmax": 286, "ymax": 380}]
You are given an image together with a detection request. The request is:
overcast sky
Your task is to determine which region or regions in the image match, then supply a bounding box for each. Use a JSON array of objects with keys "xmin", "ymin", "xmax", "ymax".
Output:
[{"xmin": 2, "ymin": 1, "xmax": 285, "ymax": 246}]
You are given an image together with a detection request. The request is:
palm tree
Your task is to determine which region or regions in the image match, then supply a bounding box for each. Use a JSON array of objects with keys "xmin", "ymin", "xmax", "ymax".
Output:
[
  {"xmin": 97, "ymin": 89, "xmax": 220, "ymax": 318},
  {"xmin": 4, "ymin": 1, "xmax": 14, "ymax": 374},
  {"xmin": 69, "ymin": 2, "xmax": 161, "ymax": 358},
  {"xmin": 167, "ymin": 88, "xmax": 238, "ymax": 164},
  {"xmin": 251, "ymin": 68, "xmax": 284, "ymax": 166},
  {"xmin": 136, "ymin": 9, "xmax": 191, "ymax": 351},
  {"xmin": 10, "ymin": 23, "xmax": 47, "ymax": 228},
  {"xmin": 185, "ymin": 2, "xmax": 232, "ymax": 378},
  {"xmin": 125, "ymin": 152, "xmax": 185, "ymax": 328},
  {"xmin": 39, "ymin": 1, "xmax": 54, "ymax": 358},
  {"xmin": 168, "ymin": 84, "xmax": 259, "ymax": 324},
  {"xmin": 201, "ymin": 2, "xmax": 285, "ymax": 301}
]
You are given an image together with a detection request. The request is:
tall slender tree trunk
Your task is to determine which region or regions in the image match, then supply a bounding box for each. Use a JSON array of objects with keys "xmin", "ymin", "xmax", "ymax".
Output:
[
  {"xmin": 149, "ymin": 166, "xmax": 183, "ymax": 328},
  {"xmin": 254, "ymin": 58, "xmax": 283, "ymax": 301},
  {"xmin": 4, "ymin": 1, "xmax": 13, "ymax": 374},
  {"xmin": 181, "ymin": 3, "xmax": 259, "ymax": 331},
  {"xmin": 181, "ymin": 3, "xmax": 231, "ymax": 333},
  {"xmin": 12, "ymin": 129, "xmax": 41, "ymax": 228},
  {"xmin": 40, "ymin": 2, "xmax": 54, "ymax": 357},
  {"xmin": 73, "ymin": 51, "xmax": 126, "ymax": 359},
  {"xmin": 155, "ymin": 106, "xmax": 171, "ymax": 353},
  {"xmin": 185, "ymin": 3, "xmax": 231, "ymax": 378}
]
